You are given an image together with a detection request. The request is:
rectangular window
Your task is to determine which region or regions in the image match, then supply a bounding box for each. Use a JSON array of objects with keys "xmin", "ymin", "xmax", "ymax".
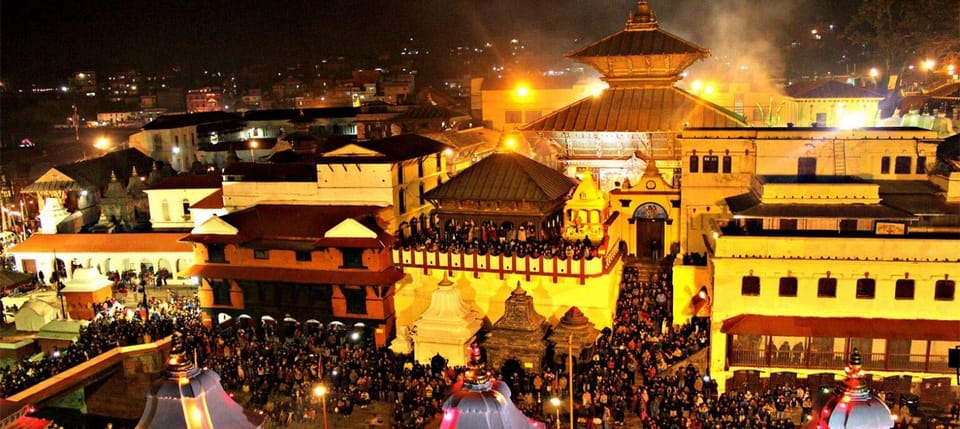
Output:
[
  {"xmin": 419, "ymin": 183, "xmax": 425, "ymax": 205},
  {"xmin": 524, "ymin": 111, "xmax": 542, "ymax": 122},
  {"xmin": 340, "ymin": 248, "xmax": 365, "ymax": 268},
  {"xmin": 839, "ymin": 219, "xmax": 858, "ymax": 232},
  {"xmin": 295, "ymin": 250, "xmax": 312, "ymax": 262},
  {"xmin": 881, "ymin": 157, "xmax": 890, "ymax": 174},
  {"xmin": 856, "ymin": 278, "xmax": 876, "ymax": 299},
  {"xmin": 182, "ymin": 200, "xmax": 190, "ymax": 216},
  {"xmin": 254, "ymin": 249, "xmax": 269, "ymax": 260},
  {"xmin": 418, "ymin": 160, "xmax": 424, "ymax": 178},
  {"xmin": 702, "ymin": 155, "xmax": 719, "ymax": 173},
  {"xmin": 689, "ymin": 155, "xmax": 699, "ymax": 173},
  {"xmin": 397, "ymin": 165, "xmax": 404, "ymax": 183},
  {"xmin": 505, "ymin": 110, "xmax": 522, "ymax": 124},
  {"xmin": 894, "ymin": 156, "xmax": 911, "ymax": 174},
  {"xmin": 894, "ymin": 279, "xmax": 915, "ymax": 299},
  {"xmin": 815, "ymin": 112, "xmax": 827, "ymax": 126},
  {"xmin": 722, "ymin": 156, "xmax": 732, "ymax": 173},
  {"xmin": 916, "ymin": 156, "xmax": 926, "ymax": 174},
  {"xmin": 310, "ymin": 285, "xmax": 334, "ymax": 313},
  {"xmin": 210, "ymin": 279, "xmax": 231, "ymax": 305},
  {"xmin": 780, "ymin": 219, "xmax": 798, "ymax": 231},
  {"xmin": 934, "ymin": 280, "xmax": 955, "ymax": 300},
  {"xmin": 207, "ymin": 244, "xmax": 226, "ymax": 263},
  {"xmin": 817, "ymin": 278, "xmax": 837, "ymax": 297},
  {"xmin": 343, "ymin": 286, "xmax": 367, "ymax": 314},
  {"xmin": 435, "ymin": 153, "xmax": 442, "ymax": 170},
  {"xmin": 798, "ymin": 157, "xmax": 817, "ymax": 177},
  {"xmin": 741, "ymin": 276, "xmax": 760, "ymax": 296},
  {"xmin": 398, "ymin": 189, "xmax": 406, "ymax": 214},
  {"xmin": 778, "ymin": 277, "xmax": 798, "ymax": 297}
]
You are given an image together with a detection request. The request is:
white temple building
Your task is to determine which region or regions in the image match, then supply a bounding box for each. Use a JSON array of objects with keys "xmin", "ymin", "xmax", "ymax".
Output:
[{"xmin": 411, "ymin": 274, "xmax": 483, "ymax": 366}]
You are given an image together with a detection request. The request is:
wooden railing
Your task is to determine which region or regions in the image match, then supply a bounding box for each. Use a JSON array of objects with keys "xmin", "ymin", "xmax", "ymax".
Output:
[
  {"xmin": 729, "ymin": 348, "xmax": 952, "ymax": 374},
  {"xmin": 393, "ymin": 242, "xmax": 623, "ymax": 285}
]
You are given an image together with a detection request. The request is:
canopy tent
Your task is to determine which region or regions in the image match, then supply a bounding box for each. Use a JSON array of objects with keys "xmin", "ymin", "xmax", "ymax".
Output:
[{"xmin": 14, "ymin": 299, "xmax": 59, "ymax": 332}]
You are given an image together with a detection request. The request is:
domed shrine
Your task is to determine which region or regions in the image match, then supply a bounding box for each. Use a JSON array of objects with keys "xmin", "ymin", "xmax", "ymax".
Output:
[
  {"xmin": 806, "ymin": 348, "xmax": 894, "ymax": 429},
  {"xmin": 439, "ymin": 344, "xmax": 545, "ymax": 429},
  {"xmin": 136, "ymin": 332, "xmax": 263, "ymax": 429}
]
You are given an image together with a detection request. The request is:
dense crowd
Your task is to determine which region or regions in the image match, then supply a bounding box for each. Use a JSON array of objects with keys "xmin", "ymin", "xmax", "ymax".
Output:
[
  {"xmin": 395, "ymin": 220, "xmax": 602, "ymax": 261},
  {"xmin": 0, "ymin": 295, "xmax": 203, "ymax": 398},
  {"xmin": 6, "ymin": 254, "xmax": 940, "ymax": 429}
]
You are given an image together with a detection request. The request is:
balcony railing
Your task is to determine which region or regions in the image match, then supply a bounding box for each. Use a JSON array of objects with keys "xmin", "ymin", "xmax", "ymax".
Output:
[
  {"xmin": 729, "ymin": 348, "xmax": 952, "ymax": 374},
  {"xmin": 393, "ymin": 239, "xmax": 623, "ymax": 285}
]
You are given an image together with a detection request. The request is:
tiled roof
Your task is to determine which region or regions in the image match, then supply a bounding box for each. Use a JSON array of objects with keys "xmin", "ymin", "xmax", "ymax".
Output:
[
  {"xmin": 146, "ymin": 173, "xmax": 222, "ymax": 190},
  {"xmin": 184, "ymin": 204, "xmax": 392, "ymax": 248},
  {"xmin": 222, "ymin": 162, "xmax": 317, "ymax": 182},
  {"xmin": 320, "ymin": 134, "xmax": 451, "ymax": 164},
  {"xmin": 784, "ymin": 80, "xmax": 884, "ymax": 99},
  {"xmin": 8, "ymin": 233, "xmax": 192, "ymax": 253},
  {"xmin": 28, "ymin": 148, "xmax": 157, "ymax": 190},
  {"xmin": 190, "ymin": 189, "xmax": 223, "ymax": 209},
  {"xmin": 142, "ymin": 111, "xmax": 240, "ymax": 130},
  {"xmin": 520, "ymin": 87, "xmax": 746, "ymax": 132},
  {"xmin": 181, "ymin": 264, "xmax": 404, "ymax": 286},
  {"xmin": 425, "ymin": 152, "xmax": 576, "ymax": 202},
  {"xmin": 567, "ymin": 25, "xmax": 707, "ymax": 58}
]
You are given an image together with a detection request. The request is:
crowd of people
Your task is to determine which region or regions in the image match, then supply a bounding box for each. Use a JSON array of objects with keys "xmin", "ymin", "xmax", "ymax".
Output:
[
  {"xmin": 395, "ymin": 219, "xmax": 602, "ymax": 261},
  {"xmin": 0, "ymin": 295, "xmax": 203, "ymax": 399},
  {"xmin": 3, "ymin": 253, "xmax": 940, "ymax": 429}
]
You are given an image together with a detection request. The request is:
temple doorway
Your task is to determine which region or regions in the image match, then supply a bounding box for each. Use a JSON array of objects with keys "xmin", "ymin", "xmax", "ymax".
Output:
[
  {"xmin": 501, "ymin": 359, "xmax": 524, "ymax": 398},
  {"xmin": 632, "ymin": 202, "xmax": 668, "ymax": 261}
]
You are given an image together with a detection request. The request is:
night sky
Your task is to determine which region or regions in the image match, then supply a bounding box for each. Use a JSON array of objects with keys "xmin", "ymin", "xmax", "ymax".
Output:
[{"xmin": 1, "ymin": 0, "xmax": 857, "ymax": 84}]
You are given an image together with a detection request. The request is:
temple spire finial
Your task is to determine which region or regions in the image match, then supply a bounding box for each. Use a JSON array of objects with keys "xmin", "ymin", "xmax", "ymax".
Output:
[{"xmin": 627, "ymin": 0, "xmax": 658, "ymax": 30}]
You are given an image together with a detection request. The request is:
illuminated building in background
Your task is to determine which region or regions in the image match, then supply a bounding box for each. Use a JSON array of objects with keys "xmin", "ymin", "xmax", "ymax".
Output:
[
  {"xmin": 674, "ymin": 126, "xmax": 959, "ymax": 393},
  {"xmin": 186, "ymin": 86, "xmax": 223, "ymax": 113},
  {"xmin": 521, "ymin": 0, "xmax": 746, "ymax": 191}
]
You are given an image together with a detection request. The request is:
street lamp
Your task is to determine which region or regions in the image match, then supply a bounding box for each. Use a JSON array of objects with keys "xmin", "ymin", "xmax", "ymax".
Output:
[
  {"xmin": 550, "ymin": 397, "xmax": 562, "ymax": 429},
  {"xmin": 313, "ymin": 384, "xmax": 329, "ymax": 429}
]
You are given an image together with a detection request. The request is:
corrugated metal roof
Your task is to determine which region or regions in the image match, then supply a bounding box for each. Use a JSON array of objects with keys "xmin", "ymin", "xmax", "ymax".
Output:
[
  {"xmin": 520, "ymin": 87, "xmax": 746, "ymax": 132},
  {"xmin": 9, "ymin": 233, "xmax": 192, "ymax": 253},
  {"xmin": 190, "ymin": 189, "xmax": 223, "ymax": 209},
  {"xmin": 185, "ymin": 204, "xmax": 391, "ymax": 247},
  {"xmin": 320, "ymin": 134, "xmax": 451, "ymax": 163},
  {"xmin": 29, "ymin": 148, "xmax": 157, "ymax": 190},
  {"xmin": 784, "ymin": 80, "xmax": 884, "ymax": 99},
  {"xmin": 567, "ymin": 26, "xmax": 707, "ymax": 58},
  {"xmin": 142, "ymin": 111, "xmax": 240, "ymax": 130},
  {"xmin": 425, "ymin": 152, "xmax": 576, "ymax": 202},
  {"xmin": 146, "ymin": 173, "xmax": 222, "ymax": 190},
  {"xmin": 724, "ymin": 192, "xmax": 917, "ymax": 219},
  {"xmin": 391, "ymin": 104, "xmax": 469, "ymax": 121}
]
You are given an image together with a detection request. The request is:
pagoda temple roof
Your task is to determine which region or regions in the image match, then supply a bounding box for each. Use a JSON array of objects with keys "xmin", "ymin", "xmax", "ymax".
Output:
[
  {"xmin": 566, "ymin": 18, "xmax": 707, "ymax": 59},
  {"xmin": 520, "ymin": 87, "xmax": 746, "ymax": 132},
  {"xmin": 425, "ymin": 152, "xmax": 576, "ymax": 202}
]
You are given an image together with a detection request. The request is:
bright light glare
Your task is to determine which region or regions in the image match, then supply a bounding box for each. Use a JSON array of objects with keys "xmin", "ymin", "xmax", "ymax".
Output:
[
  {"xmin": 923, "ymin": 59, "xmax": 935, "ymax": 70},
  {"xmin": 314, "ymin": 385, "xmax": 327, "ymax": 396},
  {"xmin": 515, "ymin": 85, "xmax": 529, "ymax": 97},
  {"xmin": 691, "ymin": 80, "xmax": 703, "ymax": 91},
  {"xmin": 869, "ymin": 68, "xmax": 879, "ymax": 78},
  {"xmin": 550, "ymin": 397, "xmax": 561, "ymax": 407},
  {"xmin": 95, "ymin": 137, "xmax": 110, "ymax": 149},
  {"xmin": 838, "ymin": 111, "xmax": 866, "ymax": 129}
]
